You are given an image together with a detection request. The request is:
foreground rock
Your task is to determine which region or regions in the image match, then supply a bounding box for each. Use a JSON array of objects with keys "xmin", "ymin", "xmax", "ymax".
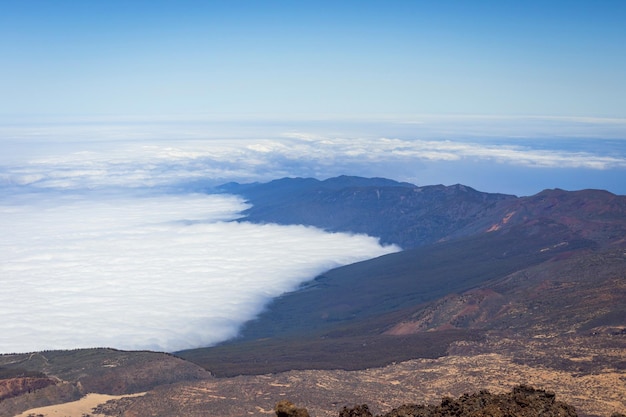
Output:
[
  {"xmin": 275, "ymin": 399, "xmax": 311, "ymax": 417},
  {"xmin": 283, "ymin": 385, "xmax": 578, "ymax": 417},
  {"xmin": 341, "ymin": 385, "xmax": 577, "ymax": 417}
]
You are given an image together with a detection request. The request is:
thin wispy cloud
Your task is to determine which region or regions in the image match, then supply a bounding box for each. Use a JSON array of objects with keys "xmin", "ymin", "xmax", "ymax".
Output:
[
  {"xmin": 2, "ymin": 117, "xmax": 625, "ymax": 194},
  {"xmin": 278, "ymin": 135, "xmax": 626, "ymax": 169}
]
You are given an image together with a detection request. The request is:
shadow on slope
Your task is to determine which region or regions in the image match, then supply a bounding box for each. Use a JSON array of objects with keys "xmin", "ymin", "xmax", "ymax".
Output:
[
  {"xmin": 177, "ymin": 221, "xmax": 593, "ymax": 376},
  {"xmin": 218, "ymin": 221, "xmax": 591, "ymax": 340}
]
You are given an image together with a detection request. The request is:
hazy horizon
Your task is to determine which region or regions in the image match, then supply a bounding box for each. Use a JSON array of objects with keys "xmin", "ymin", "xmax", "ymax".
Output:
[{"xmin": 2, "ymin": 115, "xmax": 625, "ymax": 197}]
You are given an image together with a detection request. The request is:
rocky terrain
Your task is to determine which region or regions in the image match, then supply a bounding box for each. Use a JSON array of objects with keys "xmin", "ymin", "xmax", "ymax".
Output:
[
  {"xmin": 0, "ymin": 350, "xmax": 212, "ymax": 416},
  {"xmin": 7, "ymin": 334, "xmax": 623, "ymax": 417},
  {"xmin": 337, "ymin": 385, "xmax": 580, "ymax": 417},
  {"xmin": 275, "ymin": 384, "xmax": 584, "ymax": 417}
]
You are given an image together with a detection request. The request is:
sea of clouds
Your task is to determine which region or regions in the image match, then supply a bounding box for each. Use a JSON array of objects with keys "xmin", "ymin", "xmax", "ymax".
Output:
[
  {"xmin": 0, "ymin": 192, "xmax": 396, "ymax": 353},
  {"xmin": 1, "ymin": 115, "xmax": 624, "ymax": 353}
]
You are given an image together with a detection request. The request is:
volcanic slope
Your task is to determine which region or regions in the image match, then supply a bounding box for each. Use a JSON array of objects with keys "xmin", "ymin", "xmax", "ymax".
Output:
[{"xmin": 179, "ymin": 177, "xmax": 626, "ymax": 376}]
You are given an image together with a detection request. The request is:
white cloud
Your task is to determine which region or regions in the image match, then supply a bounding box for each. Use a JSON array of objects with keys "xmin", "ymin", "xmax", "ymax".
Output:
[
  {"xmin": 2, "ymin": 116, "xmax": 625, "ymax": 193},
  {"xmin": 5, "ymin": 135, "xmax": 623, "ymax": 194},
  {"xmin": 0, "ymin": 193, "xmax": 398, "ymax": 353}
]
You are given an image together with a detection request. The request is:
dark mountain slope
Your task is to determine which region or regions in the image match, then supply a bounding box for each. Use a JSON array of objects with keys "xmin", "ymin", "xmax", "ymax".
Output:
[
  {"xmin": 478, "ymin": 188, "xmax": 626, "ymax": 244},
  {"xmin": 218, "ymin": 177, "xmax": 626, "ymax": 249},
  {"xmin": 229, "ymin": 222, "xmax": 593, "ymax": 340},
  {"xmin": 385, "ymin": 247, "xmax": 626, "ymax": 337},
  {"xmin": 178, "ymin": 177, "xmax": 626, "ymax": 376},
  {"xmin": 177, "ymin": 243, "xmax": 625, "ymax": 378},
  {"xmin": 219, "ymin": 176, "xmax": 515, "ymax": 248},
  {"xmin": 177, "ymin": 222, "xmax": 596, "ymax": 375},
  {"xmin": 204, "ymin": 178, "xmax": 625, "ymax": 342}
]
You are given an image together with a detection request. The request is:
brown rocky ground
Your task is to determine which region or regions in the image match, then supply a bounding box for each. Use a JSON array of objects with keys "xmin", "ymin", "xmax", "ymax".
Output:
[
  {"xmin": 0, "ymin": 349, "xmax": 212, "ymax": 417},
  {"xmin": 64, "ymin": 333, "xmax": 623, "ymax": 417},
  {"xmin": 0, "ymin": 378, "xmax": 56, "ymax": 403}
]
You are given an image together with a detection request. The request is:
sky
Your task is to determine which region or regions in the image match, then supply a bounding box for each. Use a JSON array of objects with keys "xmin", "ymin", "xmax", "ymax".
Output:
[
  {"xmin": 1, "ymin": 1, "xmax": 625, "ymax": 117},
  {"xmin": 1, "ymin": 1, "xmax": 626, "ymax": 353},
  {"xmin": 1, "ymin": 0, "xmax": 625, "ymax": 195}
]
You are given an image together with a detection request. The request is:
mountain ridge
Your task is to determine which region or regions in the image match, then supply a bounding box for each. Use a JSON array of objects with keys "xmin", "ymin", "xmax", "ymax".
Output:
[
  {"xmin": 217, "ymin": 176, "xmax": 625, "ymax": 249},
  {"xmin": 218, "ymin": 176, "xmax": 517, "ymax": 248}
]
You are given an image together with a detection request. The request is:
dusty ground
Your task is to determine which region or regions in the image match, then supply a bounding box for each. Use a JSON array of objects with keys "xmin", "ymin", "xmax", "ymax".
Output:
[
  {"xmin": 13, "ymin": 393, "xmax": 145, "ymax": 417},
  {"xmin": 5, "ymin": 337, "xmax": 624, "ymax": 417},
  {"xmin": 119, "ymin": 344, "xmax": 625, "ymax": 417}
]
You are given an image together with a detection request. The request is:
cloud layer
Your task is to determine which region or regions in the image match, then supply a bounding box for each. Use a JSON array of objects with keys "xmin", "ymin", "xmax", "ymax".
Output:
[
  {"xmin": 0, "ymin": 193, "xmax": 397, "ymax": 353},
  {"xmin": 1, "ymin": 116, "xmax": 625, "ymax": 196}
]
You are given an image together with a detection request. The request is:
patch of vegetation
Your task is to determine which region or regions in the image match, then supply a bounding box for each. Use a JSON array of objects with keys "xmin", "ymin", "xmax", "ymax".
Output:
[
  {"xmin": 177, "ymin": 330, "xmax": 483, "ymax": 377},
  {"xmin": 0, "ymin": 367, "xmax": 46, "ymax": 379}
]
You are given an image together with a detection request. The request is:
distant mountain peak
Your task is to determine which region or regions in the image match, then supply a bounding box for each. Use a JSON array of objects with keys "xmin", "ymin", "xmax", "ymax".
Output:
[
  {"xmin": 319, "ymin": 175, "xmax": 416, "ymax": 189},
  {"xmin": 215, "ymin": 175, "xmax": 625, "ymax": 249}
]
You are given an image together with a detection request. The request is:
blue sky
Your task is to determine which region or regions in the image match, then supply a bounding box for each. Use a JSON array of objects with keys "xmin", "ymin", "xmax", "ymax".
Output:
[{"xmin": 2, "ymin": 0, "xmax": 625, "ymax": 117}]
